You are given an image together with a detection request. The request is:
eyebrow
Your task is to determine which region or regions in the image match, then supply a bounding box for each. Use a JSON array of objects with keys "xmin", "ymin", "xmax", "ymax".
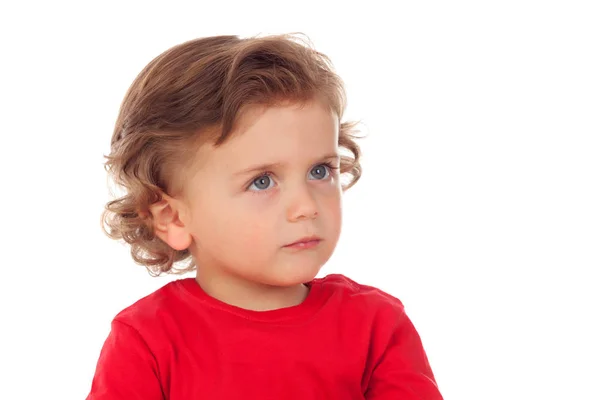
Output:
[{"xmin": 234, "ymin": 153, "xmax": 340, "ymax": 176}]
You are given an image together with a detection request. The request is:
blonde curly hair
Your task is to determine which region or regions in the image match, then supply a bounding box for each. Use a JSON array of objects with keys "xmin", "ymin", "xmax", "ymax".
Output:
[{"xmin": 101, "ymin": 32, "xmax": 365, "ymax": 276}]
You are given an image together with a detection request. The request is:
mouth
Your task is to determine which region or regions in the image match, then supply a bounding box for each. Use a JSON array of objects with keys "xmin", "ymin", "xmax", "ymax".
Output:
[{"xmin": 284, "ymin": 235, "xmax": 322, "ymax": 249}]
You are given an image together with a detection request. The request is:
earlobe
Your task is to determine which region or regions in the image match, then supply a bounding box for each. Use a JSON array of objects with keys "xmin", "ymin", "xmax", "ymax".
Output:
[
  {"xmin": 163, "ymin": 225, "xmax": 193, "ymax": 251},
  {"xmin": 148, "ymin": 196, "xmax": 192, "ymax": 251}
]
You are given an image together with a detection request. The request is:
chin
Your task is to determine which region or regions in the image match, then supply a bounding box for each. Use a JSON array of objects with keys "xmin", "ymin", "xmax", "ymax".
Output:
[
  {"xmin": 254, "ymin": 264, "xmax": 320, "ymax": 288},
  {"xmin": 280, "ymin": 265, "xmax": 323, "ymax": 287}
]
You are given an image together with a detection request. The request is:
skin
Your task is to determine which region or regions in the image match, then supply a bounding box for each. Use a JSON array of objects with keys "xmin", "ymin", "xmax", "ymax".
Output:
[{"xmin": 149, "ymin": 99, "xmax": 343, "ymax": 311}]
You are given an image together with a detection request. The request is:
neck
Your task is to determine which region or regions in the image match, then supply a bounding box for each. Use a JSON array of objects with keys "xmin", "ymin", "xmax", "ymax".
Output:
[{"xmin": 194, "ymin": 269, "xmax": 310, "ymax": 312}]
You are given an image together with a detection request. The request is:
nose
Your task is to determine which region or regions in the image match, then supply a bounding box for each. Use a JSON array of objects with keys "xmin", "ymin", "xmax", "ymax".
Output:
[{"xmin": 286, "ymin": 183, "xmax": 319, "ymax": 222}]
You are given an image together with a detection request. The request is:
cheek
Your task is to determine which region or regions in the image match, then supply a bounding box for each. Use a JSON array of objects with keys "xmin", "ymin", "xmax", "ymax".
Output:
[
  {"xmin": 215, "ymin": 200, "xmax": 275, "ymax": 248},
  {"xmin": 330, "ymin": 204, "xmax": 343, "ymax": 237},
  {"xmin": 195, "ymin": 206, "xmax": 274, "ymax": 267},
  {"xmin": 322, "ymin": 186, "xmax": 342, "ymax": 220}
]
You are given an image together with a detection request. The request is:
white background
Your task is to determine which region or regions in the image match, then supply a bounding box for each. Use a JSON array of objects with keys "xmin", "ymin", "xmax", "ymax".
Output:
[{"xmin": 1, "ymin": 1, "xmax": 598, "ymax": 399}]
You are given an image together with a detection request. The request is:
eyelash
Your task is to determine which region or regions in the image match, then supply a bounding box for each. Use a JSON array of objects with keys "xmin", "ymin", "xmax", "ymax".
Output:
[{"xmin": 246, "ymin": 161, "xmax": 340, "ymax": 193}]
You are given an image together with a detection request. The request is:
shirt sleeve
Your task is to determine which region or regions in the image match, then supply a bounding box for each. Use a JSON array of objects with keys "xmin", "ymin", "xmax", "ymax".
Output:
[
  {"xmin": 365, "ymin": 307, "xmax": 444, "ymax": 400},
  {"xmin": 86, "ymin": 319, "xmax": 164, "ymax": 400}
]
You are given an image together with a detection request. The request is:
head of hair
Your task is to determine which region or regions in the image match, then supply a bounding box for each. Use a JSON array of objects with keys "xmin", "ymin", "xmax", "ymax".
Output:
[{"xmin": 102, "ymin": 32, "xmax": 365, "ymax": 276}]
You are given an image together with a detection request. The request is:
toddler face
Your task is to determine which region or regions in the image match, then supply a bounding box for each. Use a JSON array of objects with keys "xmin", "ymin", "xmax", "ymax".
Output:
[{"xmin": 181, "ymin": 99, "xmax": 343, "ymax": 287}]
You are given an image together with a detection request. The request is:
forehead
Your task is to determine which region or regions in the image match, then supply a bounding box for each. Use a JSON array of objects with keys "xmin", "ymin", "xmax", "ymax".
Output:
[{"xmin": 202, "ymin": 100, "xmax": 339, "ymax": 168}]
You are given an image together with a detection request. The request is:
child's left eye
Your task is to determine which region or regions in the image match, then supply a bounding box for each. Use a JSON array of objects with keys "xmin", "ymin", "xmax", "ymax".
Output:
[
  {"xmin": 311, "ymin": 162, "xmax": 340, "ymax": 180},
  {"xmin": 309, "ymin": 163, "xmax": 332, "ymax": 180}
]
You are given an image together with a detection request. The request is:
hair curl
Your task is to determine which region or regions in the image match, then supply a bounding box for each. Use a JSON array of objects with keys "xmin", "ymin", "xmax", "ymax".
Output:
[{"xmin": 101, "ymin": 32, "xmax": 365, "ymax": 276}]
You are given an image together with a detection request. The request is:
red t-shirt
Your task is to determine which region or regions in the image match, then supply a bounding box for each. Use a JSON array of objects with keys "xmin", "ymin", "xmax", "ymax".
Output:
[{"xmin": 87, "ymin": 274, "xmax": 443, "ymax": 399}]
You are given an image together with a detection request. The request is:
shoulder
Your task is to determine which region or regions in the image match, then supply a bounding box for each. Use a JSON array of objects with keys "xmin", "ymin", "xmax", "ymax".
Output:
[
  {"xmin": 315, "ymin": 274, "xmax": 406, "ymax": 315},
  {"xmin": 112, "ymin": 278, "xmax": 186, "ymax": 330}
]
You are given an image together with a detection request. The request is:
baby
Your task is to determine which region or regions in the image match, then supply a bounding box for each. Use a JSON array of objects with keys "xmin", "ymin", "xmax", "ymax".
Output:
[{"xmin": 87, "ymin": 33, "xmax": 443, "ymax": 399}]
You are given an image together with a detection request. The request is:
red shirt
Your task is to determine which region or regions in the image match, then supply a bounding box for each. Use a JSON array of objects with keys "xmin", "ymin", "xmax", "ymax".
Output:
[{"xmin": 87, "ymin": 274, "xmax": 443, "ymax": 399}]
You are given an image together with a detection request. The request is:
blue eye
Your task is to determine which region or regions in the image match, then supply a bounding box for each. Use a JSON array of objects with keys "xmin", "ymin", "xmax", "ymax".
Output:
[
  {"xmin": 248, "ymin": 174, "xmax": 274, "ymax": 191},
  {"xmin": 246, "ymin": 162, "xmax": 338, "ymax": 193},
  {"xmin": 309, "ymin": 164, "xmax": 330, "ymax": 180}
]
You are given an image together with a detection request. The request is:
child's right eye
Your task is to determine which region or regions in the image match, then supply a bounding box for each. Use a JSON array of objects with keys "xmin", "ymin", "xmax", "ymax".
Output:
[{"xmin": 248, "ymin": 174, "xmax": 275, "ymax": 192}]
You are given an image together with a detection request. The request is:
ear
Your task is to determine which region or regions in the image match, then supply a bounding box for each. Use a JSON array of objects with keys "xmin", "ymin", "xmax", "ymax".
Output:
[{"xmin": 148, "ymin": 194, "xmax": 192, "ymax": 251}]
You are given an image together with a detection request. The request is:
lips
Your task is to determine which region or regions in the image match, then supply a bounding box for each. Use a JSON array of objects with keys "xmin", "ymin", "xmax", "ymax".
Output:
[{"xmin": 284, "ymin": 235, "xmax": 322, "ymax": 247}]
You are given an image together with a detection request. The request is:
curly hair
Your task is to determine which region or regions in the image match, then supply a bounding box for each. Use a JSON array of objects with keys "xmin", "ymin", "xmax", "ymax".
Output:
[{"xmin": 101, "ymin": 32, "xmax": 365, "ymax": 276}]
